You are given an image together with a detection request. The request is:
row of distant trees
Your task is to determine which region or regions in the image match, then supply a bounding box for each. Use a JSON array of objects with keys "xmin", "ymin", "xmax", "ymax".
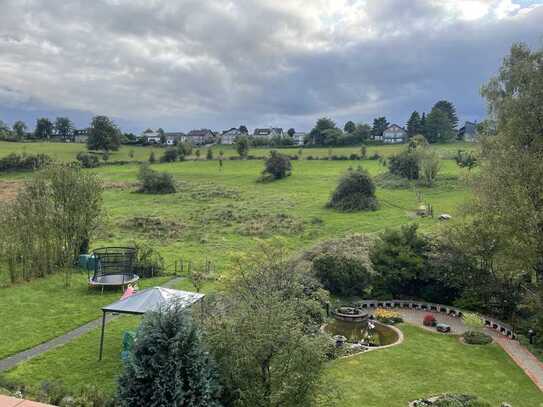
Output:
[
  {"xmin": 0, "ymin": 115, "xmax": 128, "ymax": 151},
  {"xmin": 0, "ymin": 117, "xmax": 76, "ymax": 141},
  {"xmin": 307, "ymin": 99, "xmax": 460, "ymax": 146}
]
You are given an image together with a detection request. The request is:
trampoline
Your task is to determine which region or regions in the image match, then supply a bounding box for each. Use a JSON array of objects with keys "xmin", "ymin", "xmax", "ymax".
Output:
[{"xmin": 88, "ymin": 247, "xmax": 139, "ymax": 291}]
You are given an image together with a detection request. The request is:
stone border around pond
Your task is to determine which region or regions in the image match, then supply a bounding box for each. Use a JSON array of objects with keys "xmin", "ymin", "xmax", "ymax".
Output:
[
  {"xmin": 324, "ymin": 321, "xmax": 404, "ymax": 360},
  {"xmin": 356, "ymin": 300, "xmax": 516, "ymax": 339}
]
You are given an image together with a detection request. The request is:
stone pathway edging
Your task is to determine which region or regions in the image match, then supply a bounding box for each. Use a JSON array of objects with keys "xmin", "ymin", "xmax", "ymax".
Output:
[{"xmin": 0, "ymin": 277, "xmax": 183, "ymax": 373}]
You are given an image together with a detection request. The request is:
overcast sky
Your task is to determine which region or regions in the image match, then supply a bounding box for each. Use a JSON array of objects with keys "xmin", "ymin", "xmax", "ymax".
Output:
[{"xmin": 0, "ymin": 0, "xmax": 542, "ymax": 133}]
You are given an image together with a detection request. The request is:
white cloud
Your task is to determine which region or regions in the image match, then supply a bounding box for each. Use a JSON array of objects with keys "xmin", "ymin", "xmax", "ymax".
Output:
[{"xmin": 0, "ymin": 0, "xmax": 541, "ymax": 131}]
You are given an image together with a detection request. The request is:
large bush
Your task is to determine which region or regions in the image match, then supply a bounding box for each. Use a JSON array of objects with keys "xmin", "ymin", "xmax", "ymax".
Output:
[
  {"xmin": 388, "ymin": 150, "xmax": 419, "ymax": 180},
  {"xmin": 137, "ymin": 164, "xmax": 176, "ymax": 194},
  {"xmin": 327, "ymin": 167, "xmax": 378, "ymax": 211},
  {"xmin": 76, "ymin": 152, "xmax": 100, "ymax": 168},
  {"xmin": 312, "ymin": 253, "xmax": 371, "ymax": 296},
  {"xmin": 260, "ymin": 150, "xmax": 292, "ymax": 181},
  {"xmin": 160, "ymin": 148, "xmax": 179, "ymax": 162},
  {"xmin": 118, "ymin": 304, "xmax": 222, "ymax": 407}
]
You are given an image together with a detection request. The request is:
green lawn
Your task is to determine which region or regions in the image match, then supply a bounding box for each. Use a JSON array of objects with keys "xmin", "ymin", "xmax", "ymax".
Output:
[
  {"xmin": 0, "ymin": 272, "xmax": 172, "ymax": 360},
  {"xmin": 4, "ymin": 322, "xmax": 542, "ymax": 407},
  {"xmin": 0, "ymin": 151, "xmax": 470, "ymax": 360},
  {"xmin": 2, "ymin": 142, "xmax": 518, "ymax": 406},
  {"xmin": 323, "ymin": 325, "xmax": 543, "ymax": 407},
  {"xmin": 1, "ymin": 278, "xmax": 212, "ymax": 396}
]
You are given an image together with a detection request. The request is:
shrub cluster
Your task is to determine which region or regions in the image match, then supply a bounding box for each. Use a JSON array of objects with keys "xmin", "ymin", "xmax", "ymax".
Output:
[
  {"xmin": 137, "ymin": 164, "xmax": 176, "ymax": 194},
  {"xmin": 432, "ymin": 394, "xmax": 491, "ymax": 407},
  {"xmin": 259, "ymin": 150, "xmax": 292, "ymax": 182},
  {"xmin": 312, "ymin": 253, "xmax": 371, "ymax": 296},
  {"xmin": 388, "ymin": 150, "xmax": 420, "ymax": 179},
  {"xmin": 327, "ymin": 167, "xmax": 379, "ymax": 212},
  {"xmin": 463, "ymin": 331, "xmax": 492, "ymax": 345},
  {"xmin": 76, "ymin": 152, "xmax": 100, "ymax": 168},
  {"xmin": 160, "ymin": 148, "xmax": 178, "ymax": 162},
  {"xmin": 132, "ymin": 241, "xmax": 165, "ymax": 278},
  {"xmin": 0, "ymin": 152, "xmax": 52, "ymax": 171}
]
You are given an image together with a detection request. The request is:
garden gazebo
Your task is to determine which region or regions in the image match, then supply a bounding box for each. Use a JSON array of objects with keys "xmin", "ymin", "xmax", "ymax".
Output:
[{"xmin": 98, "ymin": 287, "xmax": 205, "ymax": 360}]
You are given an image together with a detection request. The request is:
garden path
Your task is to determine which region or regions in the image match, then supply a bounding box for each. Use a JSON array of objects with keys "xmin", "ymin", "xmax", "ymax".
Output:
[
  {"xmin": 393, "ymin": 308, "xmax": 543, "ymax": 392},
  {"xmin": 0, "ymin": 277, "xmax": 183, "ymax": 373}
]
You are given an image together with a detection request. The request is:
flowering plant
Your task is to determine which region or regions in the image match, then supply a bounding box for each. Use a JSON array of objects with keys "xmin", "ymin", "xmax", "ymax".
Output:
[{"xmin": 375, "ymin": 308, "xmax": 403, "ymax": 324}]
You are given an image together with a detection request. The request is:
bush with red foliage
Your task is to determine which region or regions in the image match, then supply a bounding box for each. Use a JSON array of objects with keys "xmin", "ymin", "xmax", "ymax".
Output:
[{"xmin": 423, "ymin": 314, "xmax": 437, "ymax": 327}]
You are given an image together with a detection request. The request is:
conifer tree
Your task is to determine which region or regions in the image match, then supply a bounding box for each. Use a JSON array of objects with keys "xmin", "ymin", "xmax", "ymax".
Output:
[{"xmin": 118, "ymin": 304, "xmax": 222, "ymax": 407}]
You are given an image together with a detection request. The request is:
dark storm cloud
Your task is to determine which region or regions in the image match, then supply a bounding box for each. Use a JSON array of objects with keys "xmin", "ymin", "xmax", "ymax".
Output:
[{"xmin": 0, "ymin": 0, "xmax": 541, "ymax": 132}]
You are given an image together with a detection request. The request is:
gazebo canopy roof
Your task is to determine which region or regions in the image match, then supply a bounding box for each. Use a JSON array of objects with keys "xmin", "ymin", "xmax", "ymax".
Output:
[{"xmin": 102, "ymin": 287, "xmax": 204, "ymax": 315}]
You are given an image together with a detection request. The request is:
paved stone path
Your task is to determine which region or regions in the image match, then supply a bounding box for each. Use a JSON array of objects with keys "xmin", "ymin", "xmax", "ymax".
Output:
[
  {"xmin": 0, "ymin": 277, "xmax": 183, "ymax": 373},
  {"xmin": 393, "ymin": 308, "xmax": 543, "ymax": 392}
]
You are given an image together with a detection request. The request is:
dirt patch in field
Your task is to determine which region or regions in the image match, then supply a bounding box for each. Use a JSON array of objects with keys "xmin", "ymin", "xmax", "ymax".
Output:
[
  {"xmin": 0, "ymin": 181, "xmax": 23, "ymax": 202},
  {"xmin": 103, "ymin": 181, "xmax": 137, "ymax": 190}
]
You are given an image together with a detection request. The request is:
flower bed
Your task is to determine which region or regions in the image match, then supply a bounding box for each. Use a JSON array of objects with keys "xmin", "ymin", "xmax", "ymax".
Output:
[{"xmin": 375, "ymin": 308, "xmax": 403, "ymax": 325}]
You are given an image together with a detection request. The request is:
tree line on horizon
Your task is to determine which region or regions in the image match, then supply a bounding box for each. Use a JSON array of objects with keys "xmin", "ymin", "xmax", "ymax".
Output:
[{"xmin": 306, "ymin": 99, "xmax": 460, "ymax": 147}]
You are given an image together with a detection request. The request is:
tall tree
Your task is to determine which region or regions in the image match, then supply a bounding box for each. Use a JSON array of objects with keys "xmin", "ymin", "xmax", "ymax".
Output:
[
  {"xmin": 343, "ymin": 120, "xmax": 356, "ymax": 134},
  {"xmin": 371, "ymin": 117, "xmax": 389, "ymax": 140},
  {"xmin": 0, "ymin": 120, "xmax": 11, "ymax": 140},
  {"xmin": 239, "ymin": 125, "xmax": 248, "ymax": 134},
  {"xmin": 309, "ymin": 117, "xmax": 336, "ymax": 145},
  {"xmin": 12, "ymin": 121, "xmax": 27, "ymax": 140},
  {"xmin": 477, "ymin": 43, "xmax": 543, "ymax": 283},
  {"xmin": 433, "ymin": 100, "xmax": 459, "ymax": 129},
  {"xmin": 287, "ymin": 128, "xmax": 295, "ymax": 137},
  {"xmin": 34, "ymin": 118, "xmax": 54, "ymax": 139},
  {"xmin": 425, "ymin": 107, "xmax": 455, "ymax": 143},
  {"xmin": 204, "ymin": 242, "xmax": 328, "ymax": 407},
  {"xmin": 54, "ymin": 117, "xmax": 73, "ymax": 140},
  {"xmin": 118, "ymin": 304, "xmax": 222, "ymax": 407},
  {"xmin": 353, "ymin": 123, "xmax": 371, "ymax": 143},
  {"xmin": 420, "ymin": 112, "xmax": 427, "ymax": 137},
  {"xmin": 406, "ymin": 111, "xmax": 422, "ymax": 137},
  {"xmin": 87, "ymin": 115, "xmax": 121, "ymax": 151}
]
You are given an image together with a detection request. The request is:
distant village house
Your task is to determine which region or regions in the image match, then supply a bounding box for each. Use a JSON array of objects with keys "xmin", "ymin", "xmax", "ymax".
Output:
[
  {"xmin": 221, "ymin": 128, "xmax": 243, "ymax": 145},
  {"xmin": 382, "ymin": 124, "xmax": 407, "ymax": 144},
  {"xmin": 253, "ymin": 127, "xmax": 283, "ymax": 139}
]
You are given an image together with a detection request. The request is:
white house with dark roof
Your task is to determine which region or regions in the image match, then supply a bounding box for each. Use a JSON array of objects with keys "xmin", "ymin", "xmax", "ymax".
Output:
[
  {"xmin": 221, "ymin": 128, "xmax": 242, "ymax": 144},
  {"xmin": 382, "ymin": 124, "xmax": 407, "ymax": 144}
]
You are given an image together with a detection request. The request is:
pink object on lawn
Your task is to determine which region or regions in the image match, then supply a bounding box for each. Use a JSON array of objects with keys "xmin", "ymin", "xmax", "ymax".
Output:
[{"xmin": 121, "ymin": 286, "xmax": 136, "ymax": 300}]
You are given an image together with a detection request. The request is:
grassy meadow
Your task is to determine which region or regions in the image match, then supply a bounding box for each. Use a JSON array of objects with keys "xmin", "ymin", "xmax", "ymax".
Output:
[{"xmin": 4, "ymin": 140, "xmax": 538, "ymax": 406}]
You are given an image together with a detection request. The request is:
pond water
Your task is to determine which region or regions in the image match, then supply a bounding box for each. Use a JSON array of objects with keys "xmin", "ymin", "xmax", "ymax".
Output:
[{"xmin": 324, "ymin": 319, "xmax": 399, "ymax": 346}]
